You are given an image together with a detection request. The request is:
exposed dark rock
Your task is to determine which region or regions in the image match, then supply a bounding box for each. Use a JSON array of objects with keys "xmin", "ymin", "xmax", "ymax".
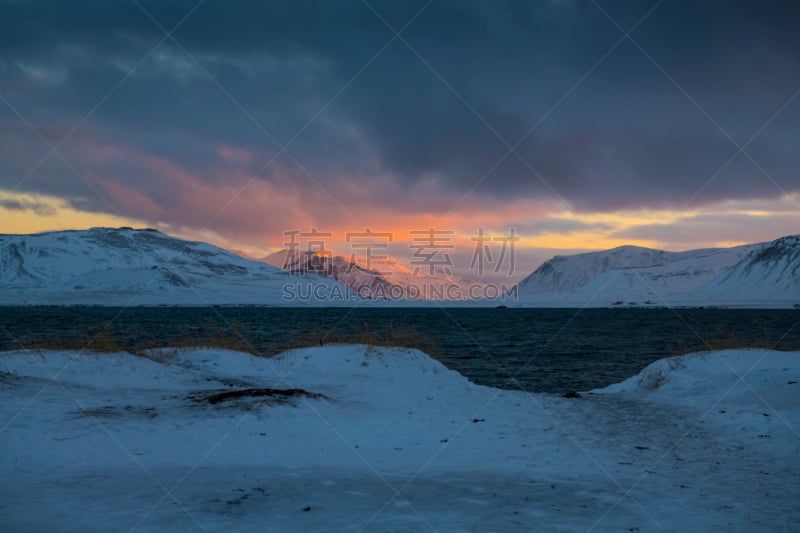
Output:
[{"xmin": 202, "ymin": 387, "xmax": 328, "ymax": 404}]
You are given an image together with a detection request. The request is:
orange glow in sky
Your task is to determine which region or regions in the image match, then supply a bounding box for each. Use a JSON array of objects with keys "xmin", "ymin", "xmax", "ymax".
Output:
[{"xmin": 2, "ymin": 188, "xmax": 797, "ymax": 278}]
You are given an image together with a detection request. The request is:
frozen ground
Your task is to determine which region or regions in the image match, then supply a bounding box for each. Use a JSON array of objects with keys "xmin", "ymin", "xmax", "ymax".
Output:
[{"xmin": 1, "ymin": 345, "xmax": 798, "ymax": 531}]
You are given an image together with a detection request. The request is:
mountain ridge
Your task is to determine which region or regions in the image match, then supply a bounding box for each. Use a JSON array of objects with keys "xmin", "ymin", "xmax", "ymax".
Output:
[
  {"xmin": 513, "ymin": 235, "xmax": 799, "ymax": 308},
  {"xmin": 1, "ymin": 228, "xmax": 797, "ymax": 307},
  {"xmin": 262, "ymin": 248, "xmax": 489, "ymax": 300},
  {"xmin": 0, "ymin": 227, "xmax": 355, "ymax": 305}
]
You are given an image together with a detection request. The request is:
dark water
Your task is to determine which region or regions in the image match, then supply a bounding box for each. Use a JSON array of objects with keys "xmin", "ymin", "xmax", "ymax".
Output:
[{"xmin": 1, "ymin": 307, "xmax": 798, "ymax": 393}]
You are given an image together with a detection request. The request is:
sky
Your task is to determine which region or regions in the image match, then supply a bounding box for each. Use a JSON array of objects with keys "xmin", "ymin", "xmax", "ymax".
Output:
[{"xmin": 1, "ymin": 0, "xmax": 798, "ymax": 281}]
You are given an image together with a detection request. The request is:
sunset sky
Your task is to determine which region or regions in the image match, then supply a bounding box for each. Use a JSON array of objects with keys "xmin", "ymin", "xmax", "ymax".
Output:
[{"xmin": 1, "ymin": 0, "xmax": 798, "ymax": 280}]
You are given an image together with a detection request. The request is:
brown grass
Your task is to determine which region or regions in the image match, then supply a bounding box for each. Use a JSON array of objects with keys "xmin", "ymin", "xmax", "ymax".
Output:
[
  {"xmin": 676, "ymin": 336, "xmax": 793, "ymax": 355},
  {"xmin": 11, "ymin": 321, "xmax": 260, "ymax": 361},
  {"xmin": 15, "ymin": 331, "xmax": 128, "ymax": 354},
  {"xmin": 640, "ymin": 368, "xmax": 669, "ymax": 391},
  {"xmin": 272, "ymin": 322, "xmax": 441, "ymax": 359},
  {"xmin": 9, "ymin": 321, "xmax": 441, "ymax": 362},
  {"xmin": 675, "ymin": 325, "xmax": 800, "ymax": 356}
]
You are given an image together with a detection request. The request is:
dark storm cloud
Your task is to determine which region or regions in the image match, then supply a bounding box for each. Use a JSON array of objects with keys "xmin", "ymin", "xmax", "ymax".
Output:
[
  {"xmin": 1, "ymin": 0, "xmax": 798, "ymax": 220},
  {"xmin": 0, "ymin": 197, "xmax": 56, "ymax": 216}
]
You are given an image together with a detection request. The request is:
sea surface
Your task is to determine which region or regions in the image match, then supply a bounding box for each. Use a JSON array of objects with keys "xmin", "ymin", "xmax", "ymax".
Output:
[{"xmin": 1, "ymin": 307, "xmax": 798, "ymax": 393}]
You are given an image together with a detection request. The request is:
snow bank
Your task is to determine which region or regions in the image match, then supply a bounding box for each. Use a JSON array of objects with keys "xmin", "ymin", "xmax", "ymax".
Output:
[
  {"xmin": 595, "ymin": 349, "xmax": 800, "ymax": 456},
  {"xmin": 2, "ymin": 345, "xmax": 798, "ymax": 531},
  {"xmin": 596, "ymin": 349, "xmax": 797, "ymax": 400}
]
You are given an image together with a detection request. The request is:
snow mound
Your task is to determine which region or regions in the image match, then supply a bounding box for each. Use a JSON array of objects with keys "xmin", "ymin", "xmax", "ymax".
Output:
[
  {"xmin": 595, "ymin": 349, "xmax": 800, "ymax": 456},
  {"xmin": 596, "ymin": 349, "xmax": 797, "ymax": 399},
  {"xmin": 0, "ymin": 350, "xmax": 198, "ymax": 389},
  {"xmin": 1, "ymin": 345, "xmax": 472, "ymax": 402},
  {"xmin": 168, "ymin": 344, "xmax": 476, "ymax": 409}
]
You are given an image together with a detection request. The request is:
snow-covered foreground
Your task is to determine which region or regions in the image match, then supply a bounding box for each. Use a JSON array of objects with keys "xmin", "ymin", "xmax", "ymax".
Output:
[{"xmin": 1, "ymin": 346, "xmax": 798, "ymax": 531}]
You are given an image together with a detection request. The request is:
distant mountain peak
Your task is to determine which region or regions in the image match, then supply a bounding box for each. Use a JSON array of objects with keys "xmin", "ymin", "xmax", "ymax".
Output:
[
  {"xmin": 700, "ymin": 235, "xmax": 800, "ymax": 300},
  {"xmin": 514, "ymin": 236, "xmax": 797, "ymax": 308},
  {"xmin": 0, "ymin": 228, "xmax": 354, "ymax": 305},
  {"xmin": 263, "ymin": 248, "xmax": 488, "ymax": 300}
]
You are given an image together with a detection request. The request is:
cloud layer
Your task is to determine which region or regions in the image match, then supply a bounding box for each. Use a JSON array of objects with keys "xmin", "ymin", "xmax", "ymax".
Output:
[{"xmin": 1, "ymin": 0, "xmax": 798, "ymax": 251}]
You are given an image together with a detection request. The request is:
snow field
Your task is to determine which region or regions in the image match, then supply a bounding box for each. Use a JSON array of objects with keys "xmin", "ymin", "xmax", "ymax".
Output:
[{"xmin": 1, "ymin": 345, "xmax": 798, "ymax": 531}]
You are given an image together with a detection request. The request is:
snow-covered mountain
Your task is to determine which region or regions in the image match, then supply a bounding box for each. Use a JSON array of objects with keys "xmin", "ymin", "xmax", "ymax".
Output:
[
  {"xmin": 263, "ymin": 249, "xmax": 396, "ymax": 299},
  {"xmin": 697, "ymin": 235, "xmax": 800, "ymax": 302},
  {"xmin": 3, "ymin": 228, "xmax": 797, "ymax": 307},
  {"xmin": 0, "ymin": 227, "xmax": 356, "ymax": 305},
  {"xmin": 513, "ymin": 236, "xmax": 799, "ymax": 308},
  {"xmin": 263, "ymin": 249, "xmax": 488, "ymax": 300}
]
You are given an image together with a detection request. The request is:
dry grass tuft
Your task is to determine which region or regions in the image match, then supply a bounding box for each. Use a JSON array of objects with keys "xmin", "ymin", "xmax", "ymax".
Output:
[
  {"xmin": 272, "ymin": 322, "xmax": 441, "ymax": 360},
  {"xmin": 639, "ymin": 356, "xmax": 686, "ymax": 391},
  {"xmin": 11, "ymin": 321, "xmax": 260, "ymax": 361},
  {"xmin": 7, "ymin": 320, "xmax": 441, "ymax": 362},
  {"xmin": 675, "ymin": 327, "xmax": 800, "ymax": 356},
  {"xmin": 17, "ymin": 330, "xmax": 128, "ymax": 354},
  {"xmin": 640, "ymin": 368, "xmax": 669, "ymax": 391}
]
